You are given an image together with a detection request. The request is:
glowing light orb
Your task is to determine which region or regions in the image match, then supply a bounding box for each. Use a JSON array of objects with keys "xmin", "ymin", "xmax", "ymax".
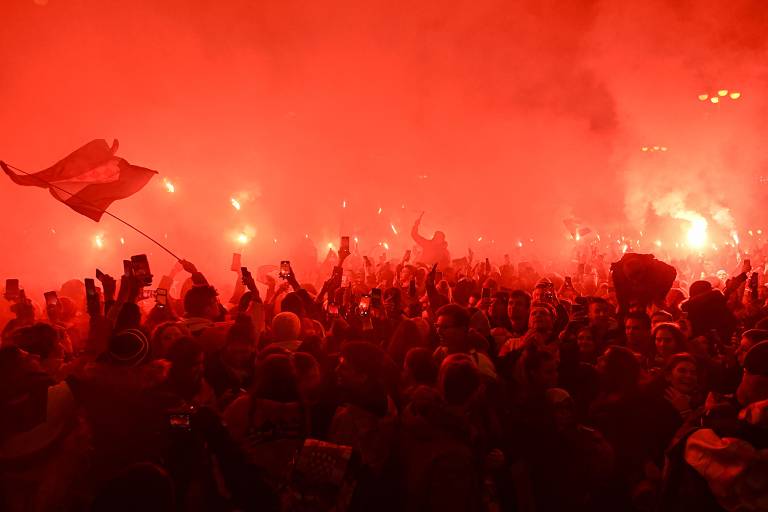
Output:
[
  {"xmin": 641, "ymin": 146, "xmax": 649, "ymax": 152},
  {"xmin": 377, "ymin": 207, "xmax": 382, "ymax": 215},
  {"xmin": 710, "ymin": 97, "xmax": 719, "ymax": 104},
  {"xmin": 230, "ymin": 198, "xmax": 241, "ymax": 210},
  {"xmin": 390, "ymin": 223, "xmax": 398, "ymax": 235},
  {"xmin": 120, "ymin": 237, "xmax": 125, "ymax": 245},
  {"xmin": 163, "ymin": 179, "xmax": 175, "ymax": 193},
  {"xmin": 478, "ymin": 236, "xmax": 483, "ymax": 242},
  {"xmin": 717, "ymin": 89, "xmax": 728, "ymax": 97},
  {"xmin": 655, "ymin": 240, "xmax": 662, "ymax": 247},
  {"xmin": 94, "ymin": 234, "xmax": 104, "ymax": 249},
  {"xmin": 698, "ymin": 94, "xmax": 708, "ymax": 101},
  {"xmin": 730, "ymin": 92, "xmax": 741, "ymax": 100},
  {"xmin": 236, "ymin": 233, "xmax": 249, "ymax": 245},
  {"xmin": 686, "ymin": 218, "xmax": 708, "ymax": 248},
  {"xmin": 354, "ymin": 236, "xmax": 359, "ymax": 244},
  {"xmin": 731, "ymin": 231, "xmax": 740, "ymax": 245},
  {"xmin": 383, "ymin": 242, "xmax": 390, "ymax": 250},
  {"xmin": 342, "ymin": 200, "xmax": 347, "ymax": 208},
  {"xmin": 759, "ymin": 229, "xmax": 763, "ymax": 235}
]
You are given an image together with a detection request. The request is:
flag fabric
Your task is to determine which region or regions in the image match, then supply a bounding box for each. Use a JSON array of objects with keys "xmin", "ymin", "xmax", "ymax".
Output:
[{"xmin": 1, "ymin": 139, "xmax": 157, "ymax": 222}]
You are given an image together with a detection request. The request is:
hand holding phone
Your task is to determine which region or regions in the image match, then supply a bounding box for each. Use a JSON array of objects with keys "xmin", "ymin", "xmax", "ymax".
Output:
[
  {"xmin": 359, "ymin": 295, "xmax": 371, "ymax": 316},
  {"xmin": 241, "ymin": 267, "xmax": 257, "ymax": 292},
  {"xmin": 743, "ymin": 259, "xmax": 752, "ymax": 275},
  {"xmin": 85, "ymin": 278, "xmax": 100, "ymax": 316},
  {"xmin": 131, "ymin": 254, "xmax": 153, "ymax": 287},
  {"xmin": 279, "ymin": 260, "xmax": 293, "ymax": 280},
  {"xmin": 339, "ymin": 237, "xmax": 351, "ymax": 259},
  {"xmin": 4, "ymin": 279, "xmax": 19, "ymax": 301},
  {"xmin": 155, "ymin": 288, "xmax": 168, "ymax": 308}
]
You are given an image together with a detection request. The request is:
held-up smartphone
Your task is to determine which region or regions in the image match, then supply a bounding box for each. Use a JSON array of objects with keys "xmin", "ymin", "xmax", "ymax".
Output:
[
  {"xmin": 130, "ymin": 254, "xmax": 153, "ymax": 286},
  {"xmin": 44, "ymin": 291, "xmax": 58, "ymax": 307},
  {"xmin": 371, "ymin": 288, "xmax": 382, "ymax": 308},
  {"xmin": 156, "ymin": 288, "xmax": 168, "ymax": 307},
  {"xmin": 279, "ymin": 260, "xmax": 291, "ymax": 279},
  {"xmin": 169, "ymin": 413, "xmax": 192, "ymax": 431},
  {"xmin": 340, "ymin": 236, "xmax": 350, "ymax": 256},
  {"xmin": 481, "ymin": 287, "xmax": 491, "ymax": 301},
  {"xmin": 241, "ymin": 266, "xmax": 253, "ymax": 283},
  {"xmin": 4, "ymin": 279, "xmax": 19, "ymax": 301},
  {"xmin": 96, "ymin": 268, "xmax": 106, "ymax": 281},
  {"xmin": 564, "ymin": 276, "xmax": 574, "ymax": 289},
  {"xmin": 85, "ymin": 278, "xmax": 99, "ymax": 315},
  {"xmin": 123, "ymin": 260, "xmax": 133, "ymax": 276},
  {"xmin": 359, "ymin": 295, "xmax": 371, "ymax": 316},
  {"xmin": 231, "ymin": 253, "xmax": 242, "ymax": 272}
]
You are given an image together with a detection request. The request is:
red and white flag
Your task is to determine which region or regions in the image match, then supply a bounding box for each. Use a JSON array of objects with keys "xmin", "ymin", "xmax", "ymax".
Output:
[{"xmin": 1, "ymin": 139, "xmax": 157, "ymax": 222}]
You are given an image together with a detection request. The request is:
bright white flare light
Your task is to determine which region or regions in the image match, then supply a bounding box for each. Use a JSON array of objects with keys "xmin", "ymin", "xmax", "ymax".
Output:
[
  {"xmin": 231, "ymin": 198, "xmax": 241, "ymax": 210},
  {"xmin": 94, "ymin": 234, "xmax": 104, "ymax": 249},
  {"xmin": 686, "ymin": 218, "xmax": 708, "ymax": 248},
  {"xmin": 164, "ymin": 179, "xmax": 175, "ymax": 193},
  {"xmin": 390, "ymin": 223, "xmax": 398, "ymax": 235},
  {"xmin": 383, "ymin": 242, "xmax": 390, "ymax": 250},
  {"xmin": 730, "ymin": 92, "xmax": 741, "ymax": 100},
  {"xmin": 236, "ymin": 233, "xmax": 249, "ymax": 245}
]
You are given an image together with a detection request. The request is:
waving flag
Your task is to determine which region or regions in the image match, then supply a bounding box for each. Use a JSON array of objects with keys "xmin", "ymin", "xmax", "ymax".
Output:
[{"xmin": 1, "ymin": 139, "xmax": 157, "ymax": 221}]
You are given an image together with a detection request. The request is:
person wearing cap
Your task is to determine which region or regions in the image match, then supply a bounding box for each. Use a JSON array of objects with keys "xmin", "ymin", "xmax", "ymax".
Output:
[{"xmin": 662, "ymin": 340, "xmax": 768, "ymax": 510}]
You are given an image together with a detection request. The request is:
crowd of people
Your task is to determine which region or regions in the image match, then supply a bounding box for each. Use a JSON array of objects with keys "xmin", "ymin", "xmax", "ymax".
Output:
[{"xmin": 1, "ymin": 216, "xmax": 768, "ymax": 512}]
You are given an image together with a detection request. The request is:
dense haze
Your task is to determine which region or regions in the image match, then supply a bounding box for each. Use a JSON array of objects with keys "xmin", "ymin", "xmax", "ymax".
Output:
[{"xmin": 1, "ymin": 0, "xmax": 767, "ymax": 291}]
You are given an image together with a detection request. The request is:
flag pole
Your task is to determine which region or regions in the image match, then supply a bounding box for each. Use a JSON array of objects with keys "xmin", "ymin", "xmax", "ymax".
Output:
[{"xmin": 2, "ymin": 161, "xmax": 182, "ymax": 261}]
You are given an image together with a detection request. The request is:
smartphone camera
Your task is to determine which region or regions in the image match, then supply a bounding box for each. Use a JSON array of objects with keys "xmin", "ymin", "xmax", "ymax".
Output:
[
  {"xmin": 4, "ymin": 279, "xmax": 19, "ymax": 301},
  {"xmin": 156, "ymin": 288, "xmax": 168, "ymax": 308},
  {"xmin": 44, "ymin": 291, "xmax": 59, "ymax": 308},
  {"xmin": 359, "ymin": 295, "xmax": 371, "ymax": 316},
  {"xmin": 169, "ymin": 413, "xmax": 192, "ymax": 431},
  {"xmin": 340, "ymin": 236, "xmax": 350, "ymax": 257},
  {"xmin": 131, "ymin": 254, "xmax": 153, "ymax": 287},
  {"xmin": 279, "ymin": 260, "xmax": 291, "ymax": 279}
]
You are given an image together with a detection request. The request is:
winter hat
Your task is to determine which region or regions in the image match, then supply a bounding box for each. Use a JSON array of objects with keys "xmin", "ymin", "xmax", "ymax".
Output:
[
  {"xmin": 108, "ymin": 329, "xmax": 150, "ymax": 366},
  {"xmin": 272, "ymin": 312, "xmax": 301, "ymax": 342}
]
